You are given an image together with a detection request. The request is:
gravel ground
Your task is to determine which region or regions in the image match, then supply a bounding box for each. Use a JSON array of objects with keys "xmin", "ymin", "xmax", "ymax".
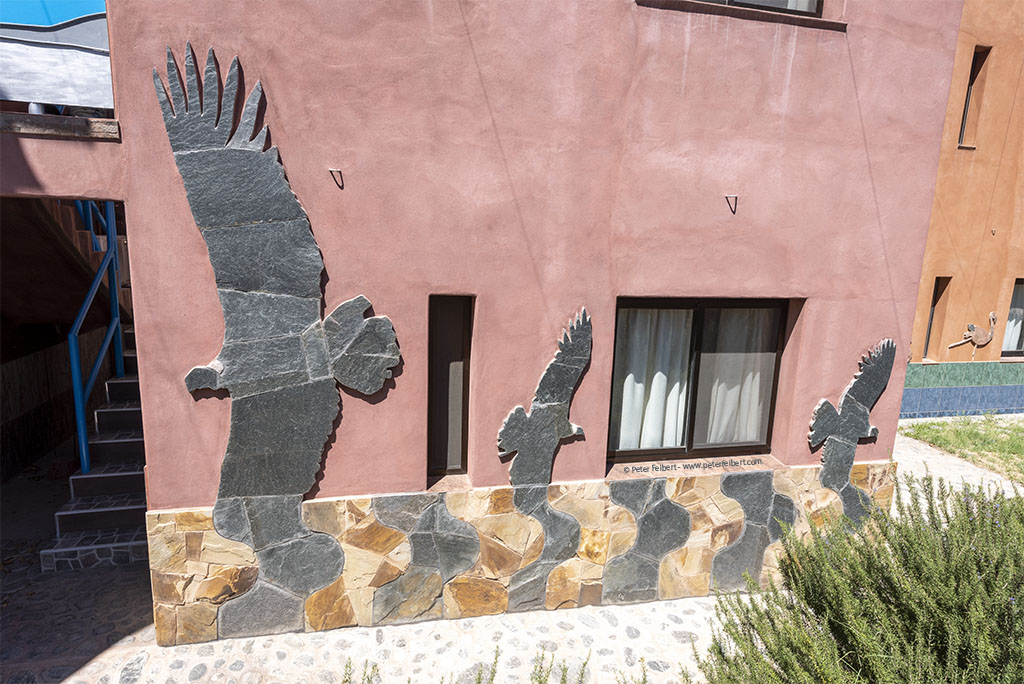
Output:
[{"xmin": 2, "ymin": 420, "xmax": 1018, "ymax": 684}]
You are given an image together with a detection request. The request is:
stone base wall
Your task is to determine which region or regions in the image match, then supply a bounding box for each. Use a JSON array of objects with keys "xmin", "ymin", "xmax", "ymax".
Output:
[{"xmin": 147, "ymin": 462, "xmax": 895, "ymax": 645}]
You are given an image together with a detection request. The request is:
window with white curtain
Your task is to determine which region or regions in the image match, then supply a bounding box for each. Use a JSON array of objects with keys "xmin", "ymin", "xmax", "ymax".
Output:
[
  {"xmin": 1002, "ymin": 279, "xmax": 1024, "ymax": 356},
  {"xmin": 609, "ymin": 299, "xmax": 785, "ymax": 458}
]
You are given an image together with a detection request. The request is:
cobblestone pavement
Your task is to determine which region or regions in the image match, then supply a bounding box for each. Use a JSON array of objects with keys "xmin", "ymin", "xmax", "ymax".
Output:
[
  {"xmin": 1, "ymin": 559, "xmax": 714, "ymax": 683},
  {"xmin": 2, "ymin": 422, "xmax": 1018, "ymax": 684}
]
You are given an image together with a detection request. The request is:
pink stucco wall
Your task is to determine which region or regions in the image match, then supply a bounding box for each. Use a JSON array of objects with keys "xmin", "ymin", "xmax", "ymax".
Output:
[{"xmin": 105, "ymin": 1, "xmax": 962, "ymax": 510}]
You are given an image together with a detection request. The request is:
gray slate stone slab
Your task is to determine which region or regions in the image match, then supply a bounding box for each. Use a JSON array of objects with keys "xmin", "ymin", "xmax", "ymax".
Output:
[
  {"xmin": 371, "ymin": 565, "xmax": 442, "ymax": 625},
  {"xmin": 845, "ymin": 339, "xmax": 896, "ymax": 411},
  {"xmin": 632, "ymin": 497, "xmax": 691, "ymax": 561},
  {"xmin": 507, "ymin": 560, "xmax": 558, "ymax": 613},
  {"xmin": 768, "ymin": 493, "xmax": 797, "ymax": 542},
  {"xmin": 819, "ymin": 440, "xmax": 857, "ymax": 494},
  {"xmin": 373, "ymin": 494, "xmax": 440, "ymax": 534},
  {"xmin": 202, "ymin": 220, "xmax": 323, "ymax": 298},
  {"xmin": 532, "ymin": 315, "xmax": 592, "ymax": 405},
  {"xmin": 608, "ymin": 479, "xmax": 655, "ymax": 518},
  {"xmin": 154, "ymin": 46, "xmax": 237, "ymax": 153},
  {"xmin": 711, "ymin": 524, "xmax": 770, "ymax": 592},
  {"xmin": 218, "ymin": 290, "xmax": 319, "ymax": 344},
  {"xmin": 256, "ymin": 533, "xmax": 344, "ymax": 597},
  {"xmin": 242, "ymin": 495, "xmax": 305, "ymax": 550},
  {"xmin": 217, "ymin": 580, "xmax": 304, "ymax": 639},
  {"xmin": 174, "ymin": 148, "xmax": 306, "ymax": 229},
  {"xmin": 432, "ymin": 498, "xmax": 480, "ymax": 583},
  {"xmin": 301, "ymin": 323, "xmax": 332, "ymax": 381},
  {"xmin": 217, "ymin": 379, "xmax": 338, "ymax": 498},
  {"xmin": 838, "ymin": 485, "xmax": 872, "ymax": 525},
  {"xmin": 208, "ymin": 335, "xmax": 309, "ymax": 398},
  {"xmin": 504, "ymin": 404, "xmax": 571, "ymax": 486},
  {"xmin": 212, "ymin": 496, "xmax": 252, "ymax": 546},
  {"xmin": 531, "ymin": 503, "xmax": 581, "ymax": 562},
  {"xmin": 601, "ymin": 553, "xmax": 660, "ymax": 605},
  {"xmin": 720, "ymin": 472, "xmax": 774, "ymax": 527},
  {"xmin": 325, "ymin": 299, "xmax": 401, "ymax": 396},
  {"xmin": 512, "ymin": 485, "xmax": 547, "ymax": 516}
]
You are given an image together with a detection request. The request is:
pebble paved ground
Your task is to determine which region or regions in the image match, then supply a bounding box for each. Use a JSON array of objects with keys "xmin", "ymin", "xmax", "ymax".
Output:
[{"xmin": 2, "ymin": 419, "xmax": 1019, "ymax": 684}]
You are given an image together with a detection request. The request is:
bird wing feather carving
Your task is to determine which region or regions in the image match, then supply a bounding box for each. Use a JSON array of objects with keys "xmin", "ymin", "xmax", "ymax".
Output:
[
  {"xmin": 843, "ymin": 338, "xmax": 896, "ymax": 412},
  {"xmin": 531, "ymin": 309, "xmax": 592, "ymax": 406}
]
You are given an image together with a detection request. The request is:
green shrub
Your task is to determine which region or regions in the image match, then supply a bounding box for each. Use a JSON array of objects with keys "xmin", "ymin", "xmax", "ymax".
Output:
[{"xmin": 689, "ymin": 476, "xmax": 1023, "ymax": 684}]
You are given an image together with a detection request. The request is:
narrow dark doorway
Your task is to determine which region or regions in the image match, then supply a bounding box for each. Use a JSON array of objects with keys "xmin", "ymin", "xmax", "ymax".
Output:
[{"xmin": 427, "ymin": 295, "xmax": 473, "ymax": 475}]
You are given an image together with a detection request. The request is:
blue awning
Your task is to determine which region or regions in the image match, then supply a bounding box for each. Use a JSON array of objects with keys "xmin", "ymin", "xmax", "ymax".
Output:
[{"xmin": 0, "ymin": 1, "xmax": 106, "ymax": 27}]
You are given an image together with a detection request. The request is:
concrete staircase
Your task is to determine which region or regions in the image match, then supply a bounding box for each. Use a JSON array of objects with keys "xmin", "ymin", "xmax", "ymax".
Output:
[{"xmin": 40, "ymin": 326, "xmax": 148, "ymax": 571}]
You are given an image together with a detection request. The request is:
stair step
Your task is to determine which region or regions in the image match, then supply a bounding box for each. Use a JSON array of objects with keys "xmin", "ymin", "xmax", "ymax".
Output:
[
  {"xmin": 95, "ymin": 400, "xmax": 143, "ymax": 433},
  {"xmin": 54, "ymin": 493, "xmax": 146, "ymax": 536},
  {"xmin": 123, "ymin": 326, "xmax": 135, "ymax": 350},
  {"xmin": 40, "ymin": 526, "xmax": 148, "ymax": 572},
  {"xmin": 70, "ymin": 462, "xmax": 145, "ymax": 498},
  {"xmin": 106, "ymin": 375, "xmax": 140, "ymax": 402},
  {"xmin": 87, "ymin": 429, "xmax": 144, "ymax": 464},
  {"xmin": 122, "ymin": 349, "xmax": 138, "ymax": 374}
]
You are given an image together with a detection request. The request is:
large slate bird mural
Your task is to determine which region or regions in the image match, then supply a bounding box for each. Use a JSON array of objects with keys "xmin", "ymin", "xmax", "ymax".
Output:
[
  {"xmin": 497, "ymin": 309, "xmax": 591, "ymax": 610},
  {"xmin": 154, "ymin": 44, "xmax": 400, "ymax": 637},
  {"xmin": 808, "ymin": 339, "xmax": 895, "ymax": 524}
]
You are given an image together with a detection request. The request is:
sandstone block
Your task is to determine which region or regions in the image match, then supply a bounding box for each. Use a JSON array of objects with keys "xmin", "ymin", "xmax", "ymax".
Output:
[
  {"xmin": 443, "ymin": 576, "xmax": 508, "ymax": 618},
  {"xmin": 154, "ymin": 603, "xmax": 177, "ymax": 646},
  {"xmin": 176, "ymin": 601, "xmax": 218, "ymax": 644},
  {"xmin": 176, "ymin": 509, "xmax": 214, "ymax": 531},
  {"xmin": 305, "ymin": 575, "xmax": 356, "ymax": 631}
]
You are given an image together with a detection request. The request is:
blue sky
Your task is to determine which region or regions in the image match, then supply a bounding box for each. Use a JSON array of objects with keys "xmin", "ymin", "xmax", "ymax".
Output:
[{"xmin": 0, "ymin": 0, "xmax": 105, "ymax": 26}]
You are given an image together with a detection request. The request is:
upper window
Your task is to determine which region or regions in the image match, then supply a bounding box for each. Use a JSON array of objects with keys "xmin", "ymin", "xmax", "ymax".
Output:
[
  {"xmin": 1002, "ymin": 279, "xmax": 1023, "ymax": 357},
  {"xmin": 711, "ymin": 0, "xmax": 823, "ymax": 18},
  {"xmin": 958, "ymin": 46, "xmax": 991, "ymax": 149},
  {"xmin": 608, "ymin": 299, "xmax": 786, "ymax": 460}
]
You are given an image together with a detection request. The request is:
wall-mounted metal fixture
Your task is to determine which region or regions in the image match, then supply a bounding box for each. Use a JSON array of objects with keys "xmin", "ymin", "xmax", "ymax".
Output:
[
  {"xmin": 329, "ymin": 168, "xmax": 344, "ymax": 189},
  {"xmin": 725, "ymin": 195, "xmax": 738, "ymax": 215}
]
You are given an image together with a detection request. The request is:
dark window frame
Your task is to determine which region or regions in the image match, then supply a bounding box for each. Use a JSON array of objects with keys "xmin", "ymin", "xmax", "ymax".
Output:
[
  {"xmin": 607, "ymin": 297, "xmax": 788, "ymax": 464},
  {"xmin": 727, "ymin": 0, "xmax": 823, "ymax": 19},
  {"xmin": 1002, "ymin": 278, "xmax": 1024, "ymax": 358}
]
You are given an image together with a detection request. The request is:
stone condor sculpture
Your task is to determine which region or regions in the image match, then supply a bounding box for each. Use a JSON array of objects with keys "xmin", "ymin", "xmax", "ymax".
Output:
[
  {"xmin": 154, "ymin": 44, "xmax": 400, "ymax": 637},
  {"xmin": 808, "ymin": 339, "xmax": 896, "ymax": 523},
  {"xmin": 497, "ymin": 309, "xmax": 591, "ymax": 610}
]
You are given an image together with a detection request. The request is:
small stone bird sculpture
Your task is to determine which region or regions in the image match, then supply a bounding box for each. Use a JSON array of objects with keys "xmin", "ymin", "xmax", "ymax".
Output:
[{"xmin": 948, "ymin": 312, "xmax": 997, "ymax": 360}]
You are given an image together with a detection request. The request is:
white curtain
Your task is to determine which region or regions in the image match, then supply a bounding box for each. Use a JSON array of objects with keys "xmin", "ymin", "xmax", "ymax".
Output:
[
  {"xmin": 694, "ymin": 308, "xmax": 776, "ymax": 447},
  {"xmin": 610, "ymin": 309, "xmax": 692, "ymax": 450},
  {"xmin": 1002, "ymin": 281, "xmax": 1024, "ymax": 352},
  {"xmin": 788, "ymin": 0, "xmax": 818, "ymax": 11},
  {"xmin": 748, "ymin": 0, "xmax": 819, "ymax": 12}
]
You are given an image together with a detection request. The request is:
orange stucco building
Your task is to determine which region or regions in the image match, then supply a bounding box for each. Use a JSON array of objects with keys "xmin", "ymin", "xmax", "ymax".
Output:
[{"xmin": 901, "ymin": 0, "xmax": 1024, "ymax": 417}]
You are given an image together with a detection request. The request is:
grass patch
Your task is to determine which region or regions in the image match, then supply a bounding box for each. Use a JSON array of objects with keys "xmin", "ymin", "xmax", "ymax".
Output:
[
  {"xmin": 685, "ymin": 475, "xmax": 1024, "ymax": 684},
  {"xmin": 900, "ymin": 415, "xmax": 1024, "ymax": 483}
]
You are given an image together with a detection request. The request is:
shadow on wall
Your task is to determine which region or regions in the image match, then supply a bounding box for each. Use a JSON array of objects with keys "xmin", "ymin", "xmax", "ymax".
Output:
[{"xmin": 0, "ymin": 130, "xmax": 40, "ymax": 194}]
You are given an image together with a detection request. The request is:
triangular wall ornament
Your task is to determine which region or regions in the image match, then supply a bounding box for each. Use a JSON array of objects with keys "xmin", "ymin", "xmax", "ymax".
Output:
[{"xmin": 725, "ymin": 195, "xmax": 738, "ymax": 215}]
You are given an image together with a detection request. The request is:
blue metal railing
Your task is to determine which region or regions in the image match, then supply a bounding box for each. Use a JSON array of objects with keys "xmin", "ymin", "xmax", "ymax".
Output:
[{"xmin": 69, "ymin": 200, "xmax": 125, "ymax": 473}]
